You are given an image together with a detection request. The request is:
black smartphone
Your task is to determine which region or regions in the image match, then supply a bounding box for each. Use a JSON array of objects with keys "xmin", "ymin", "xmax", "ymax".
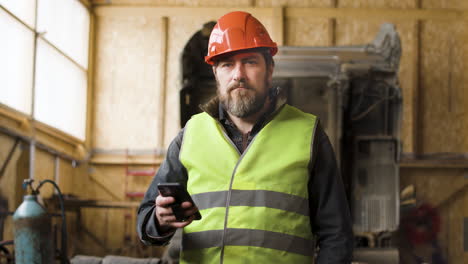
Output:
[{"xmin": 157, "ymin": 183, "xmax": 202, "ymax": 221}]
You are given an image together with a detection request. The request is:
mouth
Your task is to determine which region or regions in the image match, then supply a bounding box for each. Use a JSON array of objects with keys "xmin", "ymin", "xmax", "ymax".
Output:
[
  {"xmin": 233, "ymin": 86, "xmax": 247, "ymax": 90},
  {"xmin": 229, "ymin": 85, "xmax": 249, "ymax": 92}
]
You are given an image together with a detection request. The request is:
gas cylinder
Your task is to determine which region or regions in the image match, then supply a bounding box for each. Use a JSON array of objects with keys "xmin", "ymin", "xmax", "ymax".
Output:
[{"xmin": 13, "ymin": 194, "xmax": 54, "ymax": 264}]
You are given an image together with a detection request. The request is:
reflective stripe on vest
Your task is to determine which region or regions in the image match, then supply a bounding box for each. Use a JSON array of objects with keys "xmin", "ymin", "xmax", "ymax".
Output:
[{"xmin": 179, "ymin": 104, "xmax": 317, "ymax": 263}]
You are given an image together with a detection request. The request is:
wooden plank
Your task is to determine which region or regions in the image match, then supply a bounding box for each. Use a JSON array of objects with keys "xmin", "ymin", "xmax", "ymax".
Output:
[
  {"xmin": 328, "ymin": 18, "xmax": 336, "ymax": 46},
  {"xmin": 86, "ymin": 11, "xmax": 96, "ymax": 150},
  {"xmin": 412, "ymin": 20, "xmax": 422, "ymax": 154},
  {"xmin": 94, "ymin": 6, "xmax": 275, "ymax": 18},
  {"xmin": 89, "ymin": 166, "xmax": 125, "ymax": 200},
  {"xmin": 0, "ymin": 105, "xmax": 29, "ymax": 129},
  {"xmin": 286, "ymin": 7, "xmax": 468, "ymax": 20},
  {"xmin": 400, "ymin": 159, "xmax": 468, "ymax": 169},
  {"xmin": 92, "ymin": 0, "xmax": 252, "ymax": 6},
  {"xmin": 255, "ymin": 0, "xmax": 333, "ymax": 7},
  {"xmin": 91, "ymin": 153, "xmax": 163, "ymax": 165},
  {"xmin": 159, "ymin": 16, "xmax": 168, "ymax": 150},
  {"xmin": 338, "ymin": 0, "xmax": 415, "ymax": 8}
]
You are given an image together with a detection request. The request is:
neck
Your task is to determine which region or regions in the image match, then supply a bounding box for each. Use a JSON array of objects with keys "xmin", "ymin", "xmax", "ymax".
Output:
[{"xmin": 227, "ymin": 98, "xmax": 271, "ymax": 134}]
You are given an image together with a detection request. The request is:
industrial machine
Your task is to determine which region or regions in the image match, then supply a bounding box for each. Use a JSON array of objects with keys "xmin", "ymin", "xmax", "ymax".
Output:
[
  {"xmin": 180, "ymin": 23, "xmax": 403, "ymax": 262},
  {"xmin": 272, "ymin": 23, "xmax": 402, "ymax": 262}
]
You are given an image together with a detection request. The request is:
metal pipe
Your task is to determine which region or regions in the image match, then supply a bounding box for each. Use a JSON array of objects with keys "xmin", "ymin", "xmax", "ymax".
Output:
[
  {"xmin": 54, "ymin": 156, "xmax": 60, "ymax": 195},
  {"xmin": 29, "ymin": 141, "xmax": 35, "ymax": 180},
  {"xmin": 0, "ymin": 126, "xmax": 84, "ymax": 164}
]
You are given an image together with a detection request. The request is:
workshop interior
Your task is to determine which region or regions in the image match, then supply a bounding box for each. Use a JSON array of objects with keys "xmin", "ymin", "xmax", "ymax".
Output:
[{"xmin": 1, "ymin": 0, "xmax": 467, "ymax": 263}]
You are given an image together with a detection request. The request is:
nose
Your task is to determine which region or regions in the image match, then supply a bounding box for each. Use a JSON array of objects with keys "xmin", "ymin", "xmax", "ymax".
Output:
[{"xmin": 232, "ymin": 62, "xmax": 246, "ymax": 82}]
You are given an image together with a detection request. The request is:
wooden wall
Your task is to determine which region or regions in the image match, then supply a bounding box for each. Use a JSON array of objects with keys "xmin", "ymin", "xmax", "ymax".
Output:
[{"xmin": 1, "ymin": 0, "xmax": 467, "ymax": 262}]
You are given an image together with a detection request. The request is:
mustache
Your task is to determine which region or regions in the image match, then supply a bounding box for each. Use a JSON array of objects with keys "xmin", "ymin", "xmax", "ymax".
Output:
[{"xmin": 227, "ymin": 80, "xmax": 252, "ymax": 92}]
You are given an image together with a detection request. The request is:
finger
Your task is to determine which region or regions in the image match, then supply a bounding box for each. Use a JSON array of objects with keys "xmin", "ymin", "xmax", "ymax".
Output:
[
  {"xmin": 156, "ymin": 195, "xmax": 176, "ymax": 207},
  {"xmin": 170, "ymin": 215, "xmax": 195, "ymax": 228},
  {"xmin": 180, "ymin": 201, "xmax": 193, "ymax": 208},
  {"xmin": 156, "ymin": 207, "xmax": 174, "ymax": 217},
  {"xmin": 184, "ymin": 207, "xmax": 200, "ymax": 218},
  {"xmin": 161, "ymin": 215, "xmax": 178, "ymax": 225}
]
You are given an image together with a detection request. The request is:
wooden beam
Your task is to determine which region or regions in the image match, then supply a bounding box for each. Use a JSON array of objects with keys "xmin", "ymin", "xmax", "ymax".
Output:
[
  {"xmin": 0, "ymin": 105, "xmax": 88, "ymax": 161},
  {"xmin": 86, "ymin": 10, "xmax": 96, "ymax": 150},
  {"xmin": 159, "ymin": 17, "xmax": 168, "ymax": 149},
  {"xmin": 400, "ymin": 158, "xmax": 468, "ymax": 169},
  {"xmin": 91, "ymin": 153, "xmax": 163, "ymax": 165},
  {"xmin": 0, "ymin": 105, "xmax": 29, "ymax": 129},
  {"xmin": 413, "ymin": 20, "xmax": 422, "ymax": 155},
  {"xmin": 328, "ymin": 18, "xmax": 336, "ymax": 46},
  {"xmin": 286, "ymin": 8, "xmax": 468, "ymax": 21},
  {"xmin": 94, "ymin": 6, "xmax": 275, "ymax": 18}
]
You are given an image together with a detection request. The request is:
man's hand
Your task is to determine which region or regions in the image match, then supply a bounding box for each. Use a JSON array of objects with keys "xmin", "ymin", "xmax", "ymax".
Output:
[{"xmin": 155, "ymin": 194, "xmax": 199, "ymax": 234}]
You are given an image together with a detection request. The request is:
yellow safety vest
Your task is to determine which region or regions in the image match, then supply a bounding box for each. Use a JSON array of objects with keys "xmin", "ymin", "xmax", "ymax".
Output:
[{"xmin": 179, "ymin": 104, "xmax": 317, "ymax": 264}]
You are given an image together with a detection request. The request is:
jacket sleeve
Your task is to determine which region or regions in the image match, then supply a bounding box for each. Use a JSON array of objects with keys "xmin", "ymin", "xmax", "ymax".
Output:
[
  {"xmin": 136, "ymin": 129, "xmax": 188, "ymax": 245},
  {"xmin": 309, "ymin": 123, "xmax": 354, "ymax": 263}
]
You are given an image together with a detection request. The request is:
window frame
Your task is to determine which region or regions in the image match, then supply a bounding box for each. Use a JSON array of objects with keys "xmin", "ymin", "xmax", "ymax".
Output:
[{"xmin": 0, "ymin": 0, "xmax": 93, "ymax": 159}]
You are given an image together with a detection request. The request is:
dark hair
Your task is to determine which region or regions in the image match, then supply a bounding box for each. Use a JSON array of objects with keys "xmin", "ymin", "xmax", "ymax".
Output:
[{"xmin": 259, "ymin": 48, "xmax": 275, "ymax": 68}]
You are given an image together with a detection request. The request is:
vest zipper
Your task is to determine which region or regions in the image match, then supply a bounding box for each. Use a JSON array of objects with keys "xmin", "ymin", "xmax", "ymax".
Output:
[{"xmin": 217, "ymin": 122, "xmax": 258, "ymax": 264}]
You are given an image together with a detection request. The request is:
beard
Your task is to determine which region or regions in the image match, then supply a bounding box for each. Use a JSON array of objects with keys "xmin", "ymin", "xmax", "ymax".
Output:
[{"xmin": 218, "ymin": 79, "xmax": 269, "ymax": 118}]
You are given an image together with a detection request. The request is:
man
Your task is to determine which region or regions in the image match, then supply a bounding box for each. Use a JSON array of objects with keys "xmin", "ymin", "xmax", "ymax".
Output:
[{"xmin": 137, "ymin": 11, "xmax": 353, "ymax": 263}]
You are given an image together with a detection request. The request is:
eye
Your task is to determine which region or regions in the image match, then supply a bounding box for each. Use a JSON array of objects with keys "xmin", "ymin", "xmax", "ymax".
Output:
[
  {"xmin": 220, "ymin": 62, "xmax": 233, "ymax": 68},
  {"xmin": 246, "ymin": 59, "xmax": 258, "ymax": 65}
]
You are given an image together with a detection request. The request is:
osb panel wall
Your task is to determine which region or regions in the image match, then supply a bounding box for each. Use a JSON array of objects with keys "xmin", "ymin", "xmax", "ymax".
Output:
[
  {"xmin": 93, "ymin": 15, "xmax": 163, "ymax": 149},
  {"xmin": 420, "ymin": 20, "xmax": 468, "ymax": 153},
  {"xmin": 57, "ymin": 158, "xmax": 79, "ymax": 194},
  {"xmin": 94, "ymin": 0, "xmax": 252, "ymax": 6},
  {"xmin": 400, "ymin": 168, "xmax": 468, "ymax": 263},
  {"xmin": 338, "ymin": 0, "xmax": 416, "ymax": 8},
  {"xmin": 285, "ymin": 17, "xmax": 331, "ymax": 46},
  {"xmin": 335, "ymin": 19, "xmax": 416, "ymax": 153},
  {"xmin": 255, "ymin": 0, "xmax": 332, "ymax": 7}
]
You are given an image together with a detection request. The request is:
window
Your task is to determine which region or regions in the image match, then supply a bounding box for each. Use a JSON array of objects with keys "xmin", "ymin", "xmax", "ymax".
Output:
[
  {"xmin": 0, "ymin": 9, "xmax": 34, "ymax": 114},
  {"xmin": 0, "ymin": 0, "xmax": 90, "ymax": 141}
]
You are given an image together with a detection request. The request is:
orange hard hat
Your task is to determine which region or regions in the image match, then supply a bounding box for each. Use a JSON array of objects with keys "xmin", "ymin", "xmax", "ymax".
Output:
[{"xmin": 205, "ymin": 11, "xmax": 278, "ymax": 65}]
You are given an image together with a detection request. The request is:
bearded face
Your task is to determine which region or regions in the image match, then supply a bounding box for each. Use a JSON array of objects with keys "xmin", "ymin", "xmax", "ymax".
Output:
[
  {"xmin": 217, "ymin": 77, "xmax": 269, "ymax": 118},
  {"xmin": 214, "ymin": 52, "xmax": 273, "ymax": 118}
]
